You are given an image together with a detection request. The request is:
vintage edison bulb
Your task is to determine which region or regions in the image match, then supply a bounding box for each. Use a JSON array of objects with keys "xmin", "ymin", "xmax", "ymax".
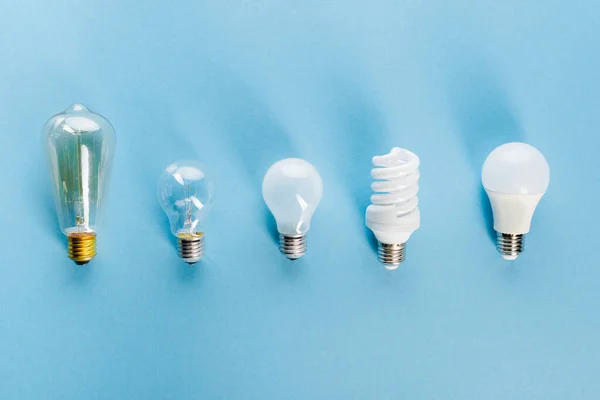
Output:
[{"xmin": 43, "ymin": 104, "xmax": 116, "ymax": 265}]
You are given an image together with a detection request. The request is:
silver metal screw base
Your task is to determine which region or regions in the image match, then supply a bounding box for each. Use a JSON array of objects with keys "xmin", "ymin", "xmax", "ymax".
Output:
[
  {"xmin": 279, "ymin": 234, "xmax": 306, "ymax": 260},
  {"xmin": 178, "ymin": 235, "xmax": 205, "ymax": 264},
  {"xmin": 496, "ymin": 232, "xmax": 525, "ymax": 260},
  {"xmin": 378, "ymin": 242, "xmax": 405, "ymax": 270}
]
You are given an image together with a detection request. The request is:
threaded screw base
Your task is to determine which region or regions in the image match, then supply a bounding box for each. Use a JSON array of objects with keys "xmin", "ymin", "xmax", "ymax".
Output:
[
  {"xmin": 279, "ymin": 234, "xmax": 306, "ymax": 260},
  {"xmin": 67, "ymin": 232, "xmax": 97, "ymax": 265},
  {"xmin": 496, "ymin": 232, "xmax": 525, "ymax": 260},
  {"xmin": 178, "ymin": 233, "xmax": 205, "ymax": 264},
  {"xmin": 378, "ymin": 242, "xmax": 405, "ymax": 270}
]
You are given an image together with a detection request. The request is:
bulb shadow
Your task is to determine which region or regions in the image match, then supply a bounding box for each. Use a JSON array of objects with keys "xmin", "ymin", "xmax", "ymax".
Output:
[
  {"xmin": 156, "ymin": 204, "xmax": 174, "ymax": 243},
  {"xmin": 198, "ymin": 65, "xmax": 299, "ymax": 246},
  {"xmin": 44, "ymin": 197, "xmax": 63, "ymax": 243},
  {"xmin": 500, "ymin": 260, "xmax": 522, "ymax": 281},
  {"xmin": 324, "ymin": 73, "xmax": 387, "ymax": 256},
  {"xmin": 479, "ymin": 186, "xmax": 496, "ymax": 244},
  {"xmin": 277, "ymin": 258, "xmax": 304, "ymax": 281},
  {"xmin": 263, "ymin": 205, "xmax": 279, "ymax": 246},
  {"xmin": 28, "ymin": 140, "xmax": 62, "ymax": 243},
  {"xmin": 118, "ymin": 96, "xmax": 210, "ymax": 245},
  {"xmin": 447, "ymin": 60, "xmax": 526, "ymax": 244},
  {"xmin": 365, "ymin": 224, "xmax": 378, "ymax": 253},
  {"xmin": 201, "ymin": 66, "xmax": 297, "ymax": 189},
  {"xmin": 71, "ymin": 266, "xmax": 92, "ymax": 281},
  {"xmin": 177, "ymin": 260, "xmax": 204, "ymax": 282},
  {"xmin": 31, "ymin": 168, "xmax": 63, "ymax": 244},
  {"xmin": 64, "ymin": 258, "xmax": 95, "ymax": 286}
]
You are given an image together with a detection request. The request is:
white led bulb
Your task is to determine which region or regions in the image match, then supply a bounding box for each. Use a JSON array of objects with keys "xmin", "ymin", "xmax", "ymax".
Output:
[{"xmin": 482, "ymin": 142, "xmax": 550, "ymax": 260}]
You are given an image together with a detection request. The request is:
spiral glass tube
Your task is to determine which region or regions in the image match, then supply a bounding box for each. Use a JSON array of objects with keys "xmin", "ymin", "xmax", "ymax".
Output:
[{"xmin": 366, "ymin": 147, "xmax": 420, "ymax": 269}]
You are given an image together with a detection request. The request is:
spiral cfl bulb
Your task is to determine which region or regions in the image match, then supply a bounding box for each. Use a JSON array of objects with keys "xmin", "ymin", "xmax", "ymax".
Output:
[
  {"xmin": 366, "ymin": 148, "xmax": 420, "ymax": 270},
  {"xmin": 482, "ymin": 142, "xmax": 550, "ymax": 260},
  {"xmin": 43, "ymin": 104, "xmax": 116, "ymax": 265},
  {"xmin": 157, "ymin": 160, "xmax": 215, "ymax": 264},
  {"xmin": 262, "ymin": 158, "xmax": 323, "ymax": 260}
]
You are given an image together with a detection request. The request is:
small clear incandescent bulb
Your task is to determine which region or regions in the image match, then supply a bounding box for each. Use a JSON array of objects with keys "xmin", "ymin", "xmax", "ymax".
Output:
[
  {"xmin": 262, "ymin": 158, "xmax": 323, "ymax": 260},
  {"xmin": 482, "ymin": 142, "xmax": 550, "ymax": 260},
  {"xmin": 366, "ymin": 148, "xmax": 420, "ymax": 270},
  {"xmin": 157, "ymin": 160, "xmax": 215, "ymax": 264},
  {"xmin": 43, "ymin": 104, "xmax": 116, "ymax": 265}
]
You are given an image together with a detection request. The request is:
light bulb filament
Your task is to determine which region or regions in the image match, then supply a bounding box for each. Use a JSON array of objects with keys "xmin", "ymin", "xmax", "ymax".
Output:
[
  {"xmin": 157, "ymin": 160, "xmax": 214, "ymax": 264},
  {"xmin": 43, "ymin": 104, "xmax": 116, "ymax": 264}
]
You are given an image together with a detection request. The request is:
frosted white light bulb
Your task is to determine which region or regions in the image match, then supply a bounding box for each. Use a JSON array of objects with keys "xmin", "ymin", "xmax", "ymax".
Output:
[
  {"xmin": 43, "ymin": 104, "xmax": 116, "ymax": 265},
  {"xmin": 157, "ymin": 160, "xmax": 215, "ymax": 264},
  {"xmin": 482, "ymin": 142, "xmax": 550, "ymax": 260},
  {"xmin": 366, "ymin": 148, "xmax": 420, "ymax": 270},
  {"xmin": 262, "ymin": 158, "xmax": 323, "ymax": 260}
]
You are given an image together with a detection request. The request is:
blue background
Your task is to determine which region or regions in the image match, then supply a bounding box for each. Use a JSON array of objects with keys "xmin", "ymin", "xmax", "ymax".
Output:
[{"xmin": 1, "ymin": 1, "xmax": 599, "ymax": 398}]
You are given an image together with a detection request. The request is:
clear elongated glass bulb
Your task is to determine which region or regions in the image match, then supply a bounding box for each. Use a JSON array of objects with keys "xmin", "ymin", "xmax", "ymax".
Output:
[
  {"xmin": 43, "ymin": 104, "xmax": 116, "ymax": 265},
  {"xmin": 157, "ymin": 160, "xmax": 215, "ymax": 264},
  {"xmin": 482, "ymin": 142, "xmax": 550, "ymax": 260},
  {"xmin": 262, "ymin": 158, "xmax": 323, "ymax": 260}
]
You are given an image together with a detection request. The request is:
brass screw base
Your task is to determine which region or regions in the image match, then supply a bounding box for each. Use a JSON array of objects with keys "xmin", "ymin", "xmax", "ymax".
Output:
[
  {"xmin": 378, "ymin": 242, "xmax": 405, "ymax": 270},
  {"xmin": 67, "ymin": 233, "xmax": 97, "ymax": 265},
  {"xmin": 177, "ymin": 232, "xmax": 204, "ymax": 265}
]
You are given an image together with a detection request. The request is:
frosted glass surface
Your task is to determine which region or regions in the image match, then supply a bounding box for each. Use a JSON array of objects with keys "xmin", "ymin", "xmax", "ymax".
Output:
[
  {"xmin": 482, "ymin": 142, "xmax": 550, "ymax": 195},
  {"xmin": 262, "ymin": 158, "xmax": 323, "ymax": 235}
]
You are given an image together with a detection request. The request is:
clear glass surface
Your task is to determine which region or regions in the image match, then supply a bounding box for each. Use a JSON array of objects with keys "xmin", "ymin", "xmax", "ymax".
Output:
[
  {"xmin": 262, "ymin": 158, "xmax": 323, "ymax": 235},
  {"xmin": 482, "ymin": 142, "xmax": 550, "ymax": 195},
  {"xmin": 43, "ymin": 104, "xmax": 116, "ymax": 235},
  {"xmin": 157, "ymin": 160, "xmax": 215, "ymax": 236}
]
